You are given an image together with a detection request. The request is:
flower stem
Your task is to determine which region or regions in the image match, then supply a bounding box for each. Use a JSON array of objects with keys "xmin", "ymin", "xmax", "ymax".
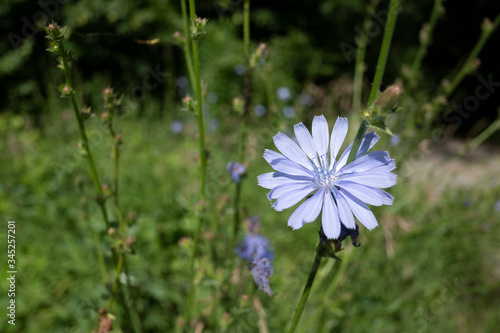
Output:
[
  {"xmin": 367, "ymin": 0, "xmax": 400, "ymax": 107},
  {"xmin": 184, "ymin": 0, "xmax": 207, "ymax": 326},
  {"xmin": 346, "ymin": 120, "xmax": 368, "ymax": 165},
  {"xmin": 352, "ymin": 0, "xmax": 380, "ymax": 112},
  {"xmin": 408, "ymin": 0, "xmax": 443, "ymax": 89},
  {"xmin": 58, "ymin": 41, "xmax": 111, "ymax": 231},
  {"xmin": 180, "ymin": 0, "xmax": 196, "ymax": 88},
  {"xmin": 54, "ymin": 29, "xmax": 140, "ymax": 331},
  {"xmin": 442, "ymin": 12, "xmax": 500, "ymax": 97},
  {"xmin": 243, "ymin": 0, "xmax": 250, "ymax": 59},
  {"xmin": 288, "ymin": 245, "xmax": 324, "ymax": 333}
]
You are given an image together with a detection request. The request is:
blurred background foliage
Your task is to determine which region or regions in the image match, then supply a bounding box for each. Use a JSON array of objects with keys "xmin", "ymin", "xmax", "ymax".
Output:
[{"xmin": 1, "ymin": 0, "xmax": 500, "ymax": 332}]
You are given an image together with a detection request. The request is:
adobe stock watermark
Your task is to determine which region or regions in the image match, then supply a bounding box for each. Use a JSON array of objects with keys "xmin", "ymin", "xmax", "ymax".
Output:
[
  {"xmin": 7, "ymin": 0, "xmax": 70, "ymax": 49},
  {"xmin": 339, "ymin": 2, "xmax": 404, "ymax": 64},
  {"xmin": 408, "ymin": 277, "xmax": 467, "ymax": 333},
  {"xmin": 401, "ymin": 73, "xmax": 500, "ymax": 178}
]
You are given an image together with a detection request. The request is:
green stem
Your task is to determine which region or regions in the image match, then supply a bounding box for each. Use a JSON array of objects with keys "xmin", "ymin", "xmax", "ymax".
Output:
[
  {"xmin": 180, "ymin": 0, "xmax": 196, "ymax": 88},
  {"xmin": 107, "ymin": 109, "xmax": 142, "ymax": 331},
  {"xmin": 58, "ymin": 42, "xmax": 111, "ymax": 230},
  {"xmin": 367, "ymin": 0, "xmax": 400, "ymax": 107},
  {"xmin": 456, "ymin": 119, "xmax": 500, "ymax": 158},
  {"xmin": 443, "ymin": 13, "xmax": 500, "ymax": 97},
  {"xmin": 288, "ymin": 246, "xmax": 323, "ymax": 333},
  {"xmin": 231, "ymin": 181, "xmax": 242, "ymax": 251},
  {"xmin": 408, "ymin": 0, "xmax": 443, "ymax": 88},
  {"xmin": 85, "ymin": 203, "xmax": 109, "ymax": 283},
  {"xmin": 184, "ymin": 0, "xmax": 207, "ymax": 326},
  {"xmin": 106, "ymin": 250, "xmax": 124, "ymax": 309},
  {"xmin": 108, "ymin": 120, "xmax": 128, "ymax": 236},
  {"xmin": 124, "ymin": 258, "xmax": 144, "ymax": 332},
  {"xmin": 352, "ymin": 0, "xmax": 380, "ymax": 112},
  {"xmin": 243, "ymin": 0, "xmax": 250, "ymax": 59},
  {"xmin": 346, "ymin": 120, "xmax": 368, "ymax": 165},
  {"xmin": 54, "ymin": 32, "xmax": 136, "ymax": 331}
]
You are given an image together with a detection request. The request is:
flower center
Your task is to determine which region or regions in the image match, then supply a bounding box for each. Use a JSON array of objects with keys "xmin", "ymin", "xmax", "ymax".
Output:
[{"xmin": 313, "ymin": 168, "xmax": 337, "ymax": 189}]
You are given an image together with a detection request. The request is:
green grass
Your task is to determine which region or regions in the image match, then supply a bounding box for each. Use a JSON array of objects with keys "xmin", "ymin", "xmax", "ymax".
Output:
[{"xmin": 1, "ymin": 104, "xmax": 499, "ymax": 332}]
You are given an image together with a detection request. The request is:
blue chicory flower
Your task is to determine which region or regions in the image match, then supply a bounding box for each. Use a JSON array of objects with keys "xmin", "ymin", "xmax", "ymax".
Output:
[
  {"xmin": 258, "ymin": 115, "xmax": 397, "ymax": 239},
  {"xmin": 251, "ymin": 258, "xmax": 273, "ymax": 296},
  {"xmin": 227, "ymin": 161, "xmax": 246, "ymax": 183},
  {"xmin": 235, "ymin": 234, "xmax": 273, "ymax": 262}
]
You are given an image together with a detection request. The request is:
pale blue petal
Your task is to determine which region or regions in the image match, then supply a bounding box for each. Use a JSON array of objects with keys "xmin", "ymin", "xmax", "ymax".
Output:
[
  {"xmin": 312, "ymin": 115, "xmax": 329, "ymax": 165},
  {"xmin": 322, "ymin": 190, "xmax": 341, "ymax": 239},
  {"xmin": 294, "ymin": 123, "xmax": 320, "ymax": 167},
  {"xmin": 332, "ymin": 188, "xmax": 355, "ymax": 229},
  {"xmin": 268, "ymin": 181, "xmax": 314, "ymax": 200},
  {"xmin": 339, "ymin": 171, "xmax": 397, "ymax": 188},
  {"xmin": 337, "ymin": 181, "xmax": 393, "ymax": 206},
  {"xmin": 273, "ymin": 132, "xmax": 314, "ymax": 170},
  {"xmin": 329, "ymin": 117, "xmax": 348, "ymax": 167},
  {"xmin": 287, "ymin": 190, "xmax": 323, "ymax": 229},
  {"xmin": 263, "ymin": 149, "xmax": 284, "ymax": 164},
  {"xmin": 258, "ymin": 172, "xmax": 313, "ymax": 189},
  {"xmin": 335, "ymin": 132, "xmax": 380, "ymax": 170},
  {"xmin": 269, "ymin": 158, "xmax": 314, "ymax": 178},
  {"xmin": 340, "ymin": 190, "xmax": 378, "ymax": 230},
  {"xmin": 339, "ymin": 151, "xmax": 393, "ymax": 174},
  {"xmin": 272, "ymin": 184, "xmax": 316, "ymax": 211},
  {"xmin": 357, "ymin": 132, "xmax": 380, "ymax": 157}
]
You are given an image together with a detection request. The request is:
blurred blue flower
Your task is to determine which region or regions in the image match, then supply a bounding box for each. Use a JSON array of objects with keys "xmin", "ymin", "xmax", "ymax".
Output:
[
  {"xmin": 277, "ymin": 87, "xmax": 291, "ymax": 102},
  {"xmin": 283, "ymin": 106, "xmax": 295, "ymax": 119},
  {"xmin": 258, "ymin": 115, "xmax": 397, "ymax": 239},
  {"xmin": 390, "ymin": 134, "xmax": 401, "ymax": 146},
  {"xmin": 235, "ymin": 64, "xmax": 247, "ymax": 76},
  {"xmin": 254, "ymin": 104, "xmax": 266, "ymax": 117},
  {"xmin": 251, "ymin": 258, "xmax": 273, "ymax": 296},
  {"xmin": 495, "ymin": 200, "xmax": 500, "ymax": 212},
  {"xmin": 235, "ymin": 234, "xmax": 272, "ymax": 262},
  {"xmin": 227, "ymin": 161, "xmax": 246, "ymax": 183},
  {"xmin": 209, "ymin": 118, "xmax": 220, "ymax": 132},
  {"xmin": 170, "ymin": 120, "xmax": 183, "ymax": 134},
  {"xmin": 299, "ymin": 94, "xmax": 314, "ymax": 106}
]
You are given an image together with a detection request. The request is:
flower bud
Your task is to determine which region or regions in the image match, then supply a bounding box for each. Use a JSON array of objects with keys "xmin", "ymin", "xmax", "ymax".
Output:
[
  {"xmin": 173, "ymin": 31, "xmax": 183, "ymax": 44},
  {"xmin": 232, "ymin": 97, "xmax": 243, "ymax": 114},
  {"xmin": 190, "ymin": 17, "xmax": 208, "ymax": 39},
  {"xmin": 182, "ymin": 95, "xmax": 195, "ymax": 112},
  {"xmin": 374, "ymin": 84, "xmax": 404, "ymax": 113}
]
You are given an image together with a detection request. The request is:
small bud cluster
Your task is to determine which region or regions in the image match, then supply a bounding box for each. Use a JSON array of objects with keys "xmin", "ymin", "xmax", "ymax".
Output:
[
  {"xmin": 182, "ymin": 95, "xmax": 195, "ymax": 113},
  {"xmin": 249, "ymin": 43, "xmax": 269, "ymax": 68},
  {"xmin": 191, "ymin": 17, "xmax": 208, "ymax": 39}
]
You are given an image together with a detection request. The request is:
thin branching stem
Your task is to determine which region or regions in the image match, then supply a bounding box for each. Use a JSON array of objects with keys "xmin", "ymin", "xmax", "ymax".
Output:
[
  {"xmin": 443, "ymin": 12, "xmax": 500, "ymax": 97},
  {"xmin": 184, "ymin": 0, "xmax": 208, "ymax": 327}
]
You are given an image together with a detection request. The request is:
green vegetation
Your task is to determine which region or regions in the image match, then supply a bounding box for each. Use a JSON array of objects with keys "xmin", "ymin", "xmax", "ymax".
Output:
[{"xmin": 1, "ymin": 0, "xmax": 500, "ymax": 332}]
